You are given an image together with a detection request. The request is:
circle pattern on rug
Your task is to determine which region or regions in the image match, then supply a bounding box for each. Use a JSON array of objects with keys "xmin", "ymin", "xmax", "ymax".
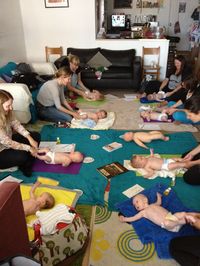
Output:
[
  {"xmin": 95, "ymin": 202, "xmax": 112, "ymax": 224},
  {"xmin": 117, "ymin": 230, "xmax": 155, "ymax": 262}
]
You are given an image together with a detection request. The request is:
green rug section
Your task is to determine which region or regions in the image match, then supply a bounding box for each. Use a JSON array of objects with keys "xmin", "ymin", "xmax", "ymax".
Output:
[
  {"xmin": 108, "ymin": 132, "xmax": 199, "ymax": 211},
  {"xmin": 76, "ymin": 96, "xmax": 106, "ymax": 106},
  {"xmin": 0, "ymin": 128, "xmax": 198, "ymax": 209}
]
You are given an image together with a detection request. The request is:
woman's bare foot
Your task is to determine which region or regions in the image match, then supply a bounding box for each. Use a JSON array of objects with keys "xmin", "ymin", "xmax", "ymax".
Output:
[{"xmin": 164, "ymin": 136, "xmax": 170, "ymax": 141}]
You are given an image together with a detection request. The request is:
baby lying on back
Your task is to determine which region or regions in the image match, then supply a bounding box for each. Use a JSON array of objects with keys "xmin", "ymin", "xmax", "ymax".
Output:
[
  {"xmin": 37, "ymin": 148, "xmax": 83, "ymax": 166},
  {"xmin": 130, "ymin": 154, "xmax": 189, "ymax": 178},
  {"xmin": 119, "ymin": 192, "xmax": 196, "ymax": 232},
  {"xmin": 140, "ymin": 110, "xmax": 172, "ymax": 122},
  {"xmin": 123, "ymin": 131, "xmax": 169, "ymax": 149}
]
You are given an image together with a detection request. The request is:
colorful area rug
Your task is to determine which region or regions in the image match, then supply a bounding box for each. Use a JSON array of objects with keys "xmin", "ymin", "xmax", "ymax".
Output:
[
  {"xmin": 0, "ymin": 127, "xmax": 198, "ymax": 209},
  {"xmin": 88, "ymin": 202, "xmax": 179, "ymax": 266}
]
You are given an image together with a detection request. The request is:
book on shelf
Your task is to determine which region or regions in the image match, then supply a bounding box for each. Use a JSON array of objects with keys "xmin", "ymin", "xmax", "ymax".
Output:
[
  {"xmin": 102, "ymin": 142, "xmax": 122, "ymax": 152},
  {"xmin": 39, "ymin": 141, "xmax": 75, "ymax": 153},
  {"xmin": 97, "ymin": 162, "xmax": 128, "ymax": 179}
]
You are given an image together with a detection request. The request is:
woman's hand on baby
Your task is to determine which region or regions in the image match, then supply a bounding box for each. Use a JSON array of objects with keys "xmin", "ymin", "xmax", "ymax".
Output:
[
  {"xmin": 183, "ymin": 153, "xmax": 193, "ymax": 161},
  {"xmin": 27, "ymin": 135, "xmax": 38, "ymax": 149},
  {"xmin": 37, "ymin": 147, "xmax": 50, "ymax": 154},
  {"xmin": 73, "ymin": 112, "xmax": 84, "ymax": 119},
  {"xmin": 30, "ymin": 147, "xmax": 38, "ymax": 157}
]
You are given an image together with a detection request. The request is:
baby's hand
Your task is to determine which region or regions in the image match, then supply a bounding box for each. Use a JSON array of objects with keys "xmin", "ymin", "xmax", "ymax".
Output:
[
  {"xmin": 157, "ymin": 192, "xmax": 162, "ymax": 199},
  {"xmin": 119, "ymin": 215, "xmax": 126, "ymax": 223}
]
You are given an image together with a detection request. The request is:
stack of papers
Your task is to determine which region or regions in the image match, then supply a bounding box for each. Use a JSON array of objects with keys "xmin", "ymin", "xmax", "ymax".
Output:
[{"xmin": 124, "ymin": 94, "xmax": 137, "ymax": 101}]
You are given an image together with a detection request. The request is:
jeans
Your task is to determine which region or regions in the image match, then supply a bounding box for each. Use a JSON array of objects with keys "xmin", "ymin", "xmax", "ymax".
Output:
[{"xmin": 36, "ymin": 101, "xmax": 72, "ymax": 123}]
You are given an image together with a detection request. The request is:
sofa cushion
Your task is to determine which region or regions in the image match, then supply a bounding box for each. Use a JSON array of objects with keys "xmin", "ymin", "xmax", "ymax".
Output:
[
  {"xmin": 87, "ymin": 51, "xmax": 112, "ymax": 69},
  {"xmin": 81, "ymin": 66, "xmax": 132, "ymax": 79},
  {"xmin": 67, "ymin": 47, "xmax": 100, "ymax": 65},
  {"xmin": 101, "ymin": 49, "xmax": 135, "ymax": 67}
]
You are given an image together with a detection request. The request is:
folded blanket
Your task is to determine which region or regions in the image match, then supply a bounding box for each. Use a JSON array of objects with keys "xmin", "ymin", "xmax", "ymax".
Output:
[
  {"xmin": 124, "ymin": 155, "xmax": 186, "ymax": 179},
  {"xmin": 71, "ymin": 112, "xmax": 115, "ymax": 130},
  {"xmin": 116, "ymin": 183, "xmax": 199, "ymax": 259}
]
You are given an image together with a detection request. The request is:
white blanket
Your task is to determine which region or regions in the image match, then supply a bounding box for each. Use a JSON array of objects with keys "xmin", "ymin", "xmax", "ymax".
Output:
[
  {"xmin": 124, "ymin": 155, "xmax": 186, "ymax": 180},
  {"xmin": 71, "ymin": 111, "xmax": 115, "ymax": 130}
]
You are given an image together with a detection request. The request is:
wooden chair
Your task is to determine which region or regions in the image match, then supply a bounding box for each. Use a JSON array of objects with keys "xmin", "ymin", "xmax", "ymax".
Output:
[
  {"xmin": 142, "ymin": 47, "xmax": 161, "ymax": 80},
  {"xmin": 45, "ymin": 46, "xmax": 63, "ymax": 62}
]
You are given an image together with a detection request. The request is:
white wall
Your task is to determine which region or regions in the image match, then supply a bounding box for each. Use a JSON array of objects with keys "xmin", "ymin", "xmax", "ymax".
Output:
[
  {"xmin": 0, "ymin": 0, "xmax": 26, "ymax": 66},
  {"xmin": 1, "ymin": 0, "xmax": 197, "ymax": 67},
  {"xmin": 19, "ymin": 0, "xmax": 97, "ymax": 62}
]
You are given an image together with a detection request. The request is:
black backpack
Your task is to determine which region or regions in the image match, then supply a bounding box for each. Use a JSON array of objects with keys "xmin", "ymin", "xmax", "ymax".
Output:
[
  {"xmin": 15, "ymin": 62, "xmax": 32, "ymax": 74},
  {"xmin": 12, "ymin": 72, "xmax": 41, "ymax": 91}
]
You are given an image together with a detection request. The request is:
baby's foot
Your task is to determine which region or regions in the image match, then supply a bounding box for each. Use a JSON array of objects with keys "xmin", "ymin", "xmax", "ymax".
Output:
[{"xmin": 164, "ymin": 136, "xmax": 169, "ymax": 141}]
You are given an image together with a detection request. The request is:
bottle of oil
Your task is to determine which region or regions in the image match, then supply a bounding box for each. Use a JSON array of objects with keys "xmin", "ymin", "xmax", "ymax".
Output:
[{"xmin": 56, "ymin": 137, "xmax": 61, "ymax": 144}]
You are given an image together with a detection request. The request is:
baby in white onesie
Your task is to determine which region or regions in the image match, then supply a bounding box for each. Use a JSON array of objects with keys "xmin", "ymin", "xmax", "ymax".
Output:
[{"xmin": 37, "ymin": 148, "xmax": 83, "ymax": 167}]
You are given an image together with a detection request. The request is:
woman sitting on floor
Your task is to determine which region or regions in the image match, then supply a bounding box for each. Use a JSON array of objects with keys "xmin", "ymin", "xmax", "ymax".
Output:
[
  {"xmin": 141, "ymin": 55, "xmax": 192, "ymax": 98},
  {"xmin": 162, "ymin": 74, "xmax": 200, "ymax": 124},
  {"xmin": 36, "ymin": 66, "xmax": 83, "ymax": 123},
  {"xmin": 0, "ymin": 90, "xmax": 40, "ymax": 176},
  {"xmin": 67, "ymin": 54, "xmax": 104, "ymax": 101}
]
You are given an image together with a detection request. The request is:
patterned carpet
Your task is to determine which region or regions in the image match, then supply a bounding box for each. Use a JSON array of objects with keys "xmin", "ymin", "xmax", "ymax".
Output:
[
  {"xmin": 88, "ymin": 201, "xmax": 179, "ymax": 266},
  {"xmin": 25, "ymin": 94, "xmax": 199, "ymax": 265}
]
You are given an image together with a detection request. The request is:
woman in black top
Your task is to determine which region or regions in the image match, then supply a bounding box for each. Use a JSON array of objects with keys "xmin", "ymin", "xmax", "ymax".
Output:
[{"xmin": 143, "ymin": 55, "xmax": 192, "ymax": 96}]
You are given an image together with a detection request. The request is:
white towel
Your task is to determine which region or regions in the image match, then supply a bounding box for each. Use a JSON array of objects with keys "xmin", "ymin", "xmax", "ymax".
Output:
[
  {"xmin": 124, "ymin": 155, "xmax": 186, "ymax": 180},
  {"xmin": 35, "ymin": 203, "xmax": 75, "ymax": 235},
  {"xmin": 71, "ymin": 111, "xmax": 115, "ymax": 130}
]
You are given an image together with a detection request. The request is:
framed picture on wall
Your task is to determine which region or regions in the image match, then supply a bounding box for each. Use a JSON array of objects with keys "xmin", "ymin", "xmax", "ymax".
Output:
[
  {"xmin": 44, "ymin": 0, "xmax": 69, "ymax": 8},
  {"xmin": 114, "ymin": 0, "xmax": 132, "ymax": 9}
]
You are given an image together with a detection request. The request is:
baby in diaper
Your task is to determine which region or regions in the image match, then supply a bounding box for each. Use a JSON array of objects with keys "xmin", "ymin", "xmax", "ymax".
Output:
[
  {"xmin": 140, "ymin": 110, "xmax": 171, "ymax": 122},
  {"xmin": 130, "ymin": 154, "xmax": 188, "ymax": 178},
  {"xmin": 119, "ymin": 192, "xmax": 196, "ymax": 232},
  {"xmin": 37, "ymin": 148, "xmax": 83, "ymax": 167}
]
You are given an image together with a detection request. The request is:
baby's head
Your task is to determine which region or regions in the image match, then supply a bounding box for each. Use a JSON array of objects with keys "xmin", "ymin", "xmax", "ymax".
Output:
[
  {"xmin": 131, "ymin": 155, "xmax": 147, "ymax": 168},
  {"xmin": 92, "ymin": 90, "xmax": 104, "ymax": 101},
  {"xmin": 69, "ymin": 151, "xmax": 84, "ymax": 163},
  {"xmin": 147, "ymin": 93, "xmax": 156, "ymax": 101},
  {"xmin": 123, "ymin": 132, "xmax": 134, "ymax": 142},
  {"xmin": 140, "ymin": 111, "xmax": 149, "ymax": 119},
  {"xmin": 96, "ymin": 110, "xmax": 107, "ymax": 119},
  {"xmin": 132, "ymin": 193, "xmax": 149, "ymax": 211},
  {"xmin": 38, "ymin": 192, "xmax": 55, "ymax": 209}
]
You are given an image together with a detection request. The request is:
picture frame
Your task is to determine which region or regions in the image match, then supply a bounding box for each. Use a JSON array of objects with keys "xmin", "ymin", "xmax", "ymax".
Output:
[
  {"xmin": 44, "ymin": 0, "xmax": 69, "ymax": 8},
  {"xmin": 114, "ymin": 0, "xmax": 132, "ymax": 9}
]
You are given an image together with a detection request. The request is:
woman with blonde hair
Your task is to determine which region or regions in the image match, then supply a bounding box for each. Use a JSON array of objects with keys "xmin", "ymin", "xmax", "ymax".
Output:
[
  {"xmin": 67, "ymin": 54, "xmax": 104, "ymax": 101},
  {"xmin": 0, "ymin": 90, "xmax": 40, "ymax": 176},
  {"xmin": 36, "ymin": 66, "xmax": 82, "ymax": 122}
]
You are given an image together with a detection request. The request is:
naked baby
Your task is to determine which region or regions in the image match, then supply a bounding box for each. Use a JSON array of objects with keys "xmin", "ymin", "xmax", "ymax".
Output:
[
  {"xmin": 123, "ymin": 131, "xmax": 169, "ymax": 149},
  {"xmin": 119, "ymin": 192, "xmax": 196, "ymax": 232}
]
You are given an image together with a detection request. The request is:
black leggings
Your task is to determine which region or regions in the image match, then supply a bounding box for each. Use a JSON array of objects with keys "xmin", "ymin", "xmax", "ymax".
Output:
[
  {"xmin": 182, "ymin": 151, "xmax": 200, "ymax": 185},
  {"xmin": 0, "ymin": 131, "xmax": 40, "ymax": 176},
  {"xmin": 169, "ymin": 235, "xmax": 200, "ymax": 266}
]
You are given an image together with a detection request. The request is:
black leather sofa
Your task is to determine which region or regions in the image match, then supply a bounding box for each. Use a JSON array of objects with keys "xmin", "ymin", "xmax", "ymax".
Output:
[{"xmin": 67, "ymin": 47, "xmax": 141, "ymax": 91}]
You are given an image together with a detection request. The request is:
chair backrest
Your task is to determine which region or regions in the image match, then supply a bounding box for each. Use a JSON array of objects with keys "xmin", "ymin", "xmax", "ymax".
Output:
[
  {"xmin": 142, "ymin": 47, "xmax": 160, "ymax": 67},
  {"xmin": 45, "ymin": 46, "xmax": 63, "ymax": 62}
]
